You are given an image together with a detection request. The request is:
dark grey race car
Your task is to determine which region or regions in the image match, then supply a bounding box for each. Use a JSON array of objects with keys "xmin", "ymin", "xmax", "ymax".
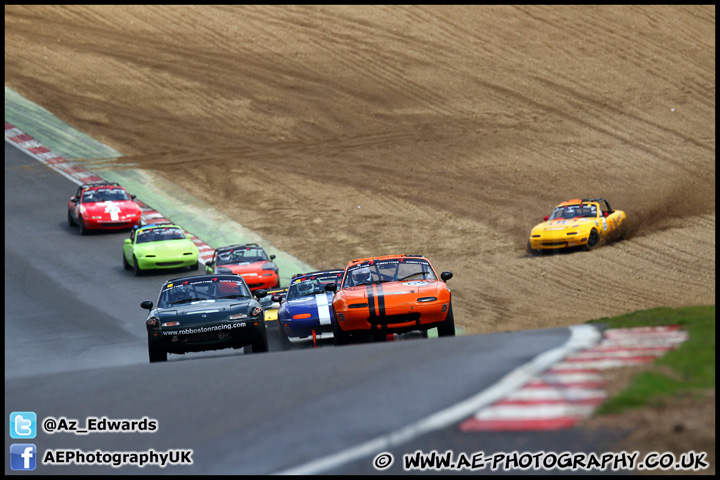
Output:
[{"xmin": 141, "ymin": 274, "xmax": 268, "ymax": 363}]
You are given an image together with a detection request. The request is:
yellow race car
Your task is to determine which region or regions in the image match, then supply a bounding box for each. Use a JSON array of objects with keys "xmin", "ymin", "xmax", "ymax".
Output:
[
  {"xmin": 261, "ymin": 287, "xmax": 287, "ymax": 322},
  {"xmin": 527, "ymin": 198, "xmax": 626, "ymax": 255}
]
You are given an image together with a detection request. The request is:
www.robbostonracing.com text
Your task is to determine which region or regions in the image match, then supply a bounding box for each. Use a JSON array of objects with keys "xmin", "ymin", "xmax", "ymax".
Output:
[{"xmin": 373, "ymin": 449, "xmax": 709, "ymax": 472}]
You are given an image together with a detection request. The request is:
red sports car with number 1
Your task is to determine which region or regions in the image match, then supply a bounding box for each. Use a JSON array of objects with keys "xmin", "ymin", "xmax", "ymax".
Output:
[{"xmin": 68, "ymin": 182, "xmax": 142, "ymax": 234}]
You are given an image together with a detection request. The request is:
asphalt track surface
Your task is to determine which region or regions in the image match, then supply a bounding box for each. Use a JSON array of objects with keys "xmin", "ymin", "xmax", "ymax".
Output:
[{"xmin": 5, "ymin": 142, "xmax": 625, "ymax": 475}]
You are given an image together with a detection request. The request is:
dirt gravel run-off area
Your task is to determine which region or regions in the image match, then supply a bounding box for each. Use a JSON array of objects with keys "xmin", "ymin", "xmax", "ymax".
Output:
[{"xmin": 5, "ymin": 5, "xmax": 715, "ymax": 474}]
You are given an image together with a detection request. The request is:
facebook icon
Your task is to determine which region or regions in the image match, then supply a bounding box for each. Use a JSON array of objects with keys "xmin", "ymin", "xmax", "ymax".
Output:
[{"xmin": 10, "ymin": 443, "xmax": 37, "ymax": 471}]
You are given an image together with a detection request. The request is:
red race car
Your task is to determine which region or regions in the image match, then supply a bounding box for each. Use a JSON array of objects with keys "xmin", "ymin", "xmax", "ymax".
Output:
[
  {"xmin": 326, "ymin": 254, "xmax": 455, "ymax": 345},
  {"xmin": 205, "ymin": 243, "xmax": 280, "ymax": 291},
  {"xmin": 67, "ymin": 182, "xmax": 142, "ymax": 234}
]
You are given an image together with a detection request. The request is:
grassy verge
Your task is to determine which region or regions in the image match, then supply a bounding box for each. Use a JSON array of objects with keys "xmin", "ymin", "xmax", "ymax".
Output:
[{"xmin": 586, "ymin": 305, "xmax": 715, "ymax": 414}]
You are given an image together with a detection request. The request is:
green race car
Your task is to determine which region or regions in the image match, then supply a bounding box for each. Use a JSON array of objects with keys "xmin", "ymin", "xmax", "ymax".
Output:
[{"xmin": 123, "ymin": 223, "xmax": 199, "ymax": 276}]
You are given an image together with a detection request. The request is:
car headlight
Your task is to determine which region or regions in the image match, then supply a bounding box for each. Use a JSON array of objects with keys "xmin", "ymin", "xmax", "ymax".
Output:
[
  {"xmin": 262, "ymin": 262, "xmax": 278, "ymax": 273},
  {"xmin": 417, "ymin": 297, "xmax": 437, "ymax": 303}
]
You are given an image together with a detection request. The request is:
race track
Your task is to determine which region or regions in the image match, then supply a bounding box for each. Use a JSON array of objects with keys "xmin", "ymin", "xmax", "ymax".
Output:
[{"xmin": 5, "ymin": 142, "xmax": 623, "ymax": 475}]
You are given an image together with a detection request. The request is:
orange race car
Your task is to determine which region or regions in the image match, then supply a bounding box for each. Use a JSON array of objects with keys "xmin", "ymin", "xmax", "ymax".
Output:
[{"xmin": 326, "ymin": 254, "xmax": 455, "ymax": 345}]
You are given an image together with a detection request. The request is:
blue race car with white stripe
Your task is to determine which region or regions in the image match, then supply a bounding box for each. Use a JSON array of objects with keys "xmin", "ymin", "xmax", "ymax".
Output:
[{"xmin": 276, "ymin": 269, "xmax": 344, "ymax": 345}]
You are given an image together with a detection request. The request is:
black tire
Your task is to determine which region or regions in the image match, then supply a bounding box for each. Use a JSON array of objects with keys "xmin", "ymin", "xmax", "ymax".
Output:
[
  {"xmin": 67, "ymin": 209, "xmax": 75, "ymax": 227},
  {"xmin": 437, "ymin": 303, "xmax": 456, "ymax": 337},
  {"xmin": 133, "ymin": 255, "xmax": 143, "ymax": 276},
  {"xmin": 583, "ymin": 228, "xmax": 600, "ymax": 251},
  {"xmin": 79, "ymin": 217, "xmax": 88, "ymax": 235},
  {"xmin": 249, "ymin": 326, "xmax": 269, "ymax": 353},
  {"xmin": 527, "ymin": 240, "xmax": 541, "ymax": 256},
  {"xmin": 372, "ymin": 332, "xmax": 388, "ymax": 343},
  {"xmin": 333, "ymin": 317, "xmax": 351, "ymax": 346},
  {"xmin": 148, "ymin": 336, "xmax": 167, "ymax": 363},
  {"xmin": 123, "ymin": 251, "xmax": 131, "ymax": 270},
  {"xmin": 190, "ymin": 260, "xmax": 199, "ymax": 271}
]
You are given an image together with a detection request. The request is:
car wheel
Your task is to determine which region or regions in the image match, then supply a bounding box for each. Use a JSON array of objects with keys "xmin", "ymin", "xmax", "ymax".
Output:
[
  {"xmin": 79, "ymin": 217, "xmax": 88, "ymax": 235},
  {"xmin": 249, "ymin": 327, "xmax": 269, "ymax": 353},
  {"xmin": 123, "ymin": 251, "xmax": 131, "ymax": 270},
  {"xmin": 333, "ymin": 316, "xmax": 351, "ymax": 346},
  {"xmin": 583, "ymin": 228, "xmax": 600, "ymax": 251},
  {"xmin": 371, "ymin": 333, "xmax": 388, "ymax": 343},
  {"xmin": 437, "ymin": 303, "xmax": 456, "ymax": 337},
  {"xmin": 133, "ymin": 255, "xmax": 143, "ymax": 276},
  {"xmin": 148, "ymin": 336, "xmax": 167, "ymax": 363},
  {"xmin": 527, "ymin": 240, "xmax": 541, "ymax": 256},
  {"xmin": 67, "ymin": 209, "xmax": 75, "ymax": 227}
]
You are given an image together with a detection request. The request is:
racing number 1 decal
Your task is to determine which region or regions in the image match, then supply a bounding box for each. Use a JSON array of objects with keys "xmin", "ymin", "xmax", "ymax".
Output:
[{"xmin": 103, "ymin": 202, "xmax": 121, "ymax": 221}]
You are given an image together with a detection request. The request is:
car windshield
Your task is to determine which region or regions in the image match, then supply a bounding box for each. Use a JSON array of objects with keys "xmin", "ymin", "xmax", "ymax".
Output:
[
  {"xmin": 343, "ymin": 259, "xmax": 436, "ymax": 288},
  {"xmin": 216, "ymin": 247, "xmax": 269, "ymax": 266},
  {"xmin": 82, "ymin": 188, "xmax": 131, "ymax": 203},
  {"xmin": 158, "ymin": 277, "xmax": 251, "ymax": 308},
  {"xmin": 135, "ymin": 226, "xmax": 186, "ymax": 244},
  {"xmin": 286, "ymin": 273, "xmax": 342, "ymax": 301},
  {"xmin": 548, "ymin": 204, "xmax": 597, "ymax": 220}
]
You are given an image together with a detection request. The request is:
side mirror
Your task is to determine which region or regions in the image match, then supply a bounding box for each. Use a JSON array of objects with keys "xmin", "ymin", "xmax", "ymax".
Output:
[
  {"xmin": 206, "ymin": 260, "xmax": 214, "ymax": 267},
  {"xmin": 255, "ymin": 289, "xmax": 268, "ymax": 299},
  {"xmin": 603, "ymin": 211, "xmax": 609, "ymax": 217},
  {"xmin": 70, "ymin": 197, "xmax": 77, "ymax": 203},
  {"xmin": 271, "ymin": 294, "xmax": 283, "ymax": 303},
  {"xmin": 131, "ymin": 194, "xmax": 137, "ymax": 200},
  {"xmin": 141, "ymin": 301, "xmax": 154, "ymax": 310},
  {"xmin": 270, "ymin": 254, "xmax": 276, "ymax": 260},
  {"xmin": 543, "ymin": 215, "xmax": 549, "ymax": 221},
  {"xmin": 441, "ymin": 271, "xmax": 453, "ymax": 282},
  {"xmin": 325, "ymin": 283, "xmax": 337, "ymax": 292},
  {"xmin": 124, "ymin": 239, "xmax": 131, "ymax": 245}
]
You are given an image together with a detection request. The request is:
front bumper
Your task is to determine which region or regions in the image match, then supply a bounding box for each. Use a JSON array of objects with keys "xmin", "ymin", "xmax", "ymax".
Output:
[
  {"xmin": 280, "ymin": 317, "xmax": 334, "ymax": 339},
  {"xmin": 244, "ymin": 272, "xmax": 280, "ymax": 291},
  {"xmin": 528, "ymin": 232, "xmax": 589, "ymax": 250},
  {"xmin": 137, "ymin": 254, "xmax": 198, "ymax": 270},
  {"xmin": 337, "ymin": 301, "xmax": 449, "ymax": 335},
  {"xmin": 84, "ymin": 217, "xmax": 141, "ymax": 230},
  {"xmin": 149, "ymin": 319, "xmax": 265, "ymax": 354}
]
